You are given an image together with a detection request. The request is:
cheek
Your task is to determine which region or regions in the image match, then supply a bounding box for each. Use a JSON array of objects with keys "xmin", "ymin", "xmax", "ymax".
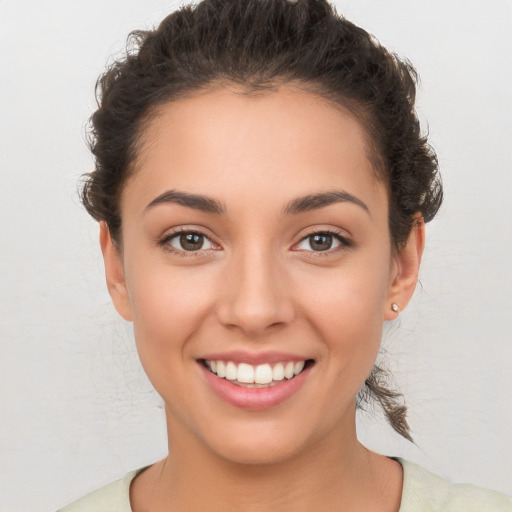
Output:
[
  {"xmin": 131, "ymin": 272, "xmax": 211, "ymax": 325},
  {"xmin": 296, "ymin": 255, "xmax": 391, "ymax": 363},
  {"xmin": 124, "ymin": 258, "xmax": 218, "ymax": 370}
]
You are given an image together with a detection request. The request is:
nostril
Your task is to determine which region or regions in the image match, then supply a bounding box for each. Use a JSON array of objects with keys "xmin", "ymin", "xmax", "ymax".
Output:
[{"xmin": 215, "ymin": 272, "xmax": 295, "ymax": 335}]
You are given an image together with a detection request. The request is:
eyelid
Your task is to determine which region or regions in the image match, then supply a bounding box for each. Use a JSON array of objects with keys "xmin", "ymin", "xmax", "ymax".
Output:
[
  {"xmin": 291, "ymin": 228, "xmax": 353, "ymax": 254},
  {"xmin": 158, "ymin": 226, "xmax": 222, "ymax": 256},
  {"xmin": 156, "ymin": 225, "xmax": 353, "ymax": 257}
]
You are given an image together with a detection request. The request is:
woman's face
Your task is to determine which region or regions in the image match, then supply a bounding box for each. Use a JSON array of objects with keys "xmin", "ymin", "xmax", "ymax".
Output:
[{"xmin": 103, "ymin": 85, "xmax": 417, "ymax": 464}]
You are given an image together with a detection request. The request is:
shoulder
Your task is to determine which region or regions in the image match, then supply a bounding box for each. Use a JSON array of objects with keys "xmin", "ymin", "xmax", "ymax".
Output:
[
  {"xmin": 56, "ymin": 467, "xmax": 147, "ymax": 512},
  {"xmin": 397, "ymin": 458, "xmax": 512, "ymax": 512}
]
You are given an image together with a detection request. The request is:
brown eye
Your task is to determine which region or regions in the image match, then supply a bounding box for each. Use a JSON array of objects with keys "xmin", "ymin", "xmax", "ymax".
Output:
[
  {"xmin": 295, "ymin": 231, "xmax": 349, "ymax": 253},
  {"xmin": 309, "ymin": 233, "xmax": 333, "ymax": 251},
  {"xmin": 167, "ymin": 231, "xmax": 215, "ymax": 252},
  {"xmin": 180, "ymin": 233, "xmax": 204, "ymax": 251}
]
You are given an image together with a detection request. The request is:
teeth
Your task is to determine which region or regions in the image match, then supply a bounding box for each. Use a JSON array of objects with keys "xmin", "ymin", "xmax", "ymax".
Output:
[
  {"xmin": 284, "ymin": 362, "xmax": 294, "ymax": 379},
  {"xmin": 216, "ymin": 361, "xmax": 226, "ymax": 378},
  {"xmin": 254, "ymin": 364, "xmax": 273, "ymax": 384},
  {"xmin": 205, "ymin": 359, "xmax": 308, "ymax": 385},
  {"xmin": 294, "ymin": 361, "xmax": 305, "ymax": 375},
  {"xmin": 272, "ymin": 363, "xmax": 285, "ymax": 381},
  {"xmin": 237, "ymin": 363, "xmax": 254, "ymax": 383},
  {"xmin": 225, "ymin": 362, "xmax": 237, "ymax": 380}
]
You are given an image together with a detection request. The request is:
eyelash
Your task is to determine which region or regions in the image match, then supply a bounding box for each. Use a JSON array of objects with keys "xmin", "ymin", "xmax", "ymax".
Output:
[
  {"xmin": 158, "ymin": 228, "xmax": 353, "ymax": 257},
  {"xmin": 294, "ymin": 229, "xmax": 353, "ymax": 257},
  {"xmin": 158, "ymin": 228, "xmax": 218, "ymax": 258}
]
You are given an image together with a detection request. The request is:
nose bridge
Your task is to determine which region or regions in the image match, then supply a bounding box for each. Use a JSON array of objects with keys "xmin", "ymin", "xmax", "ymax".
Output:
[{"xmin": 217, "ymin": 244, "xmax": 294, "ymax": 336}]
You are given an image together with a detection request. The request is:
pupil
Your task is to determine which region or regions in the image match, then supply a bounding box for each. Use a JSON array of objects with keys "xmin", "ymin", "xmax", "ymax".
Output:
[
  {"xmin": 311, "ymin": 234, "xmax": 332, "ymax": 251},
  {"xmin": 180, "ymin": 233, "xmax": 203, "ymax": 251}
]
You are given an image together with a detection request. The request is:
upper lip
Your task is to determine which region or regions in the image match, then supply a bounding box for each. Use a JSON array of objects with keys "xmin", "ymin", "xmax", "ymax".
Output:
[{"xmin": 199, "ymin": 350, "xmax": 311, "ymax": 365}]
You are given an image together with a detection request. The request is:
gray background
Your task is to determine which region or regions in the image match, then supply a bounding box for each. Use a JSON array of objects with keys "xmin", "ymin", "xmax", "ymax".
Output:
[{"xmin": 1, "ymin": 1, "xmax": 511, "ymax": 510}]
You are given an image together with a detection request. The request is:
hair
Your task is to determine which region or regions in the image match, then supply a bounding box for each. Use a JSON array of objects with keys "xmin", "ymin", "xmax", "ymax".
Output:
[{"xmin": 81, "ymin": 0, "xmax": 442, "ymax": 441}]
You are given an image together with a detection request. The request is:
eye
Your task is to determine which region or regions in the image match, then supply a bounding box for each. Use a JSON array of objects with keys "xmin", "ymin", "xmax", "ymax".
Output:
[
  {"xmin": 164, "ymin": 230, "xmax": 216, "ymax": 252},
  {"xmin": 295, "ymin": 231, "xmax": 349, "ymax": 252}
]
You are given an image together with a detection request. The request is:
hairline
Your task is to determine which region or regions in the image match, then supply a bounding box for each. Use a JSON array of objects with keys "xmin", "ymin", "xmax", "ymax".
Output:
[{"xmin": 113, "ymin": 78, "xmax": 389, "ymax": 247}]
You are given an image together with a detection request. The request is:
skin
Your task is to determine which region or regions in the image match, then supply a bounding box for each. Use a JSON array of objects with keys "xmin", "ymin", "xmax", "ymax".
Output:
[{"xmin": 100, "ymin": 84, "xmax": 424, "ymax": 512}]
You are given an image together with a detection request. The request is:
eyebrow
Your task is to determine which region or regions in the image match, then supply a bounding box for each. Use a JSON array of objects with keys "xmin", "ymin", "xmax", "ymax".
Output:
[
  {"xmin": 144, "ymin": 188, "xmax": 369, "ymax": 217},
  {"xmin": 283, "ymin": 190, "xmax": 370, "ymax": 216},
  {"xmin": 144, "ymin": 189, "xmax": 226, "ymax": 214}
]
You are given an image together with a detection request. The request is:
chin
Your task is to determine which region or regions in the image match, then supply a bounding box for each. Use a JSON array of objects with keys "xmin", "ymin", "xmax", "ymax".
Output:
[
  {"xmin": 200, "ymin": 419, "xmax": 317, "ymax": 466},
  {"xmin": 215, "ymin": 438, "xmax": 304, "ymax": 466}
]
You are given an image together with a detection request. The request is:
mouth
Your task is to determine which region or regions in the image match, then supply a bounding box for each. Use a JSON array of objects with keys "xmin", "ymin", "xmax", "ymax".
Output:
[
  {"xmin": 197, "ymin": 356, "xmax": 315, "ymax": 410},
  {"xmin": 200, "ymin": 358, "xmax": 315, "ymax": 387}
]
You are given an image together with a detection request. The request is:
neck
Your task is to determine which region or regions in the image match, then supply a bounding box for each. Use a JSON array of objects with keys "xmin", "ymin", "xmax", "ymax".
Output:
[{"xmin": 131, "ymin": 406, "xmax": 403, "ymax": 512}]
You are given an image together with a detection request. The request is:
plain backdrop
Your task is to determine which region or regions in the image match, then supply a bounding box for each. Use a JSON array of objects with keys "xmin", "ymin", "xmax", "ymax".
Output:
[{"xmin": 1, "ymin": 1, "xmax": 511, "ymax": 510}]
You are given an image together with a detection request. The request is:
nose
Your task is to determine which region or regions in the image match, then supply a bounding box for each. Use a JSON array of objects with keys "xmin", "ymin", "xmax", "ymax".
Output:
[{"xmin": 216, "ymin": 248, "xmax": 295, "ymax": 338}]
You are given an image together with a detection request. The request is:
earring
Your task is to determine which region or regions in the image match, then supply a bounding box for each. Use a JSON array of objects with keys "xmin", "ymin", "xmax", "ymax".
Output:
[{"xmin": 391, "ymin": 303, "xmax": 399, "ymax": 313}]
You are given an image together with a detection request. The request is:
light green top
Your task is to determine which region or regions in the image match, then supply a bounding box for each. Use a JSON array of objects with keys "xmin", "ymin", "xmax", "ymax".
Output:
[{"xmin": 57, "ymin": 458, "xmax": 512, "ymax": 511}]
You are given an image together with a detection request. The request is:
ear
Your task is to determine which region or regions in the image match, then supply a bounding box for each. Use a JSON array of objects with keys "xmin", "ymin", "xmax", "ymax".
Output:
[
  {"xmin": 385, "ymin": 215, "xmax": 425, "ymax": 320},
  {"xmin": 99, "ymin": 222, "xmax": 133, "ymax": 321}
]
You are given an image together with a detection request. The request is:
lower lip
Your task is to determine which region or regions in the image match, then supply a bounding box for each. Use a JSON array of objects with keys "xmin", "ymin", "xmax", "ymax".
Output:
[{"xmin": 199, "ymin": 363, "xmax": 311, "ymax": 411}]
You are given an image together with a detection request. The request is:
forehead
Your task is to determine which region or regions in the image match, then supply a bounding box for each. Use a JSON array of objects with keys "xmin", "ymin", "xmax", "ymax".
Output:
[{"xmin": 122, "ymin": 84, "xmax": 387, "ymax": 217}]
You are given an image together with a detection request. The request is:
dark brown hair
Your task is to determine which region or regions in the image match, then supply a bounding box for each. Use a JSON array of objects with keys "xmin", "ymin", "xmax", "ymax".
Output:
[{"xmin": 82, "ymin": 0, "xmax": 442, "ymax": 441}]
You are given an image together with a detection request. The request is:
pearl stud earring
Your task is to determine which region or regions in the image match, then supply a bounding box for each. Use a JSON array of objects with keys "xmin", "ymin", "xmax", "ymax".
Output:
[{"xmin": 391, "ymin": 303, "xmax": 399, "ymax": 312}]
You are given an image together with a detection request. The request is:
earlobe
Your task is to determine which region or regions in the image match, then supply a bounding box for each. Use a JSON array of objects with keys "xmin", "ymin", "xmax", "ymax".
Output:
[
  {"xmin": 385, "ymin": 215, "xmax": 425, "ymax": 320},
  {"xmin": 99, "ymin": 222, "xmax": 133, "ymax": 321}
]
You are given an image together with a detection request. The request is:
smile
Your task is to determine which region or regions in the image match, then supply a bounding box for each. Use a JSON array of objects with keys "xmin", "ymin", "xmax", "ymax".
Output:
[
  {"xmin": 199, "ymin": 357, "xmax": 314, "ymax": 410},
  {"xmin": 202, "ymin": 359, "xmax": 309, "ymax": 387}
]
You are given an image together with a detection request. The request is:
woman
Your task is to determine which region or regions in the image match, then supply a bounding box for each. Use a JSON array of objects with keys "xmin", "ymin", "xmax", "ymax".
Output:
[{"xmin": 58, "ymin": 0, "xmax": 511, "ymax": 510}]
